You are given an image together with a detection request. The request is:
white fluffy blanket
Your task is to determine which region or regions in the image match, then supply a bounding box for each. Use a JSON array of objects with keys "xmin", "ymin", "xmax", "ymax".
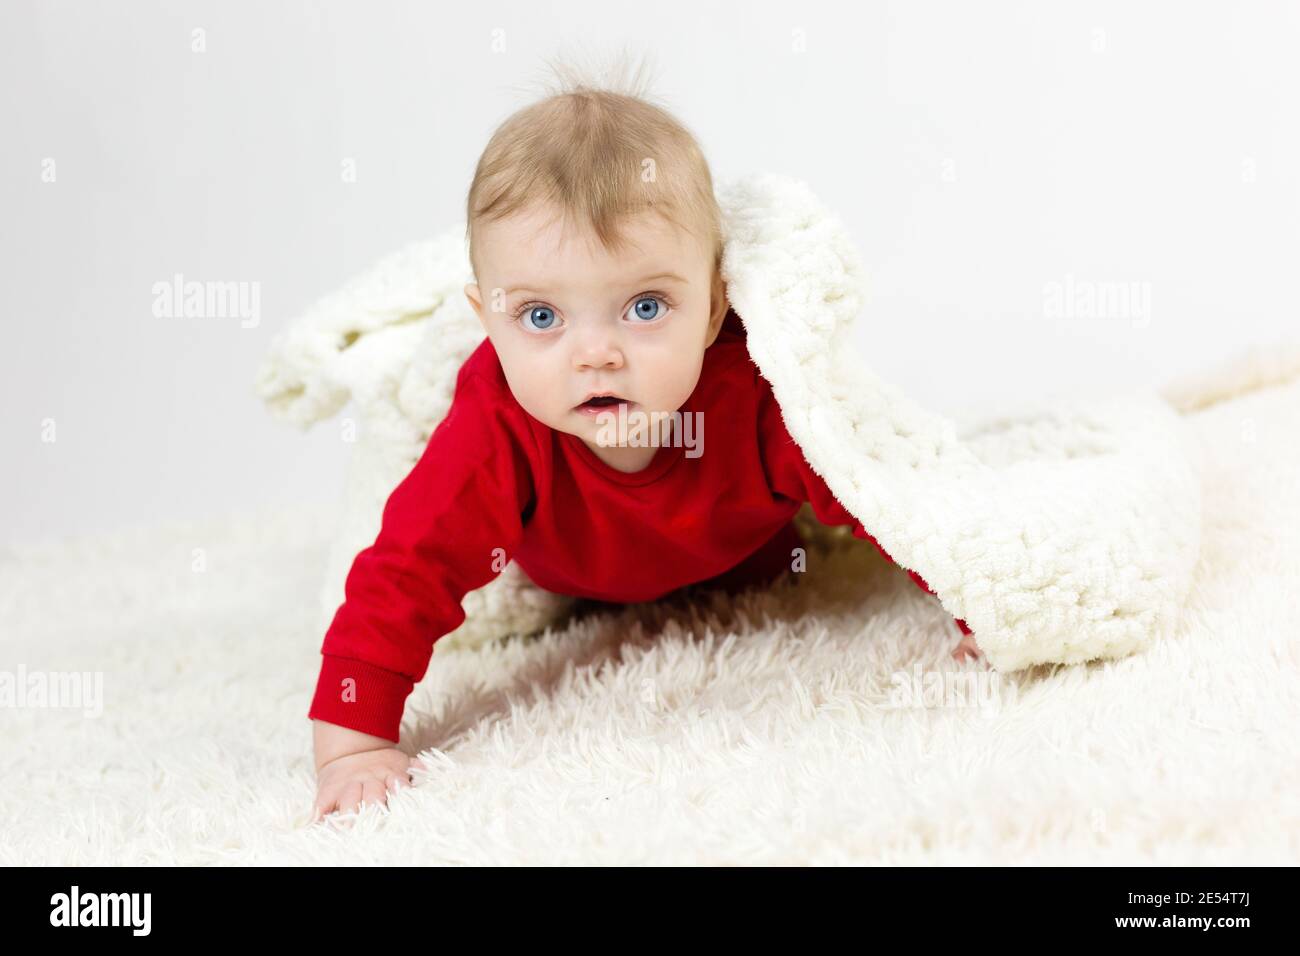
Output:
[
  {"xmin": 2, "ymin": 359, "xmax": 1297, "ymax": 863},
  {"xmin": 256, "ymin": 172, "xmax": 1290, "ymax": 671}
]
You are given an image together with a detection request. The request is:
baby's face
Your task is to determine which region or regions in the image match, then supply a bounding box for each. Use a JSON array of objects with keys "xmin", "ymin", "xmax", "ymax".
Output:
[{"xmin": 465, "ymin": 202, "xmax": 726, "ymax": 471}]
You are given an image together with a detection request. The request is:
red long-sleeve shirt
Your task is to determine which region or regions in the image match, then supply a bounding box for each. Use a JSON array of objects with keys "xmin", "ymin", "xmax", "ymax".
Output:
[{"xmin": 309, "ymin": 315, "xmax": 970, "ymax": 742}]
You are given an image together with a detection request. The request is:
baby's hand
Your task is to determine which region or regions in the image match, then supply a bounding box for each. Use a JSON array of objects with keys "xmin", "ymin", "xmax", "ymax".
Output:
[
  {"xmin": 951, "ymin": 629, "xmax": 983, "ymax": 662},
  {"xmin": 313, "ymin": 747, "xmax": 423, "ymax": 820}
]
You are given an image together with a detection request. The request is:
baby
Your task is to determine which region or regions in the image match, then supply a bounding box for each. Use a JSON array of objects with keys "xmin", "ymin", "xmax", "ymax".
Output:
[{"xmin": 310, "ymin": 79, "xmax": 979, "ymax": 820}]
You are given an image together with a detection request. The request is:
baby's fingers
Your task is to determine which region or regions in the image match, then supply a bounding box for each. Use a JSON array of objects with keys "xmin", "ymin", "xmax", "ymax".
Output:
[
  {"xmin": 334, "ymin": 781, "xmax": 364, "ymax": 816},
  {"xmin": 313, "ymin": 778, "xmax": 377, "ymax": 821},
  {"xmin": 360, "ymin": 777, "xmax": 389, "ymax": 811},
  {"xmin": 312, "ymin": 787, "xmax": 342, "ymax": 823}
]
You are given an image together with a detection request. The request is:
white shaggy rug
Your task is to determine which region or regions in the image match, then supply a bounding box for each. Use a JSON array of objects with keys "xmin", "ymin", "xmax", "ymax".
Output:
[{"xmin": 3, "ymin": 376, "xmax": 1298, "ymax": 865}]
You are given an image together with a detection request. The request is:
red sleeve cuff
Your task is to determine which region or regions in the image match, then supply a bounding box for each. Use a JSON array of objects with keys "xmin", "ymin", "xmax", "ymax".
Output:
[{"xmin": 307, "ymin": 654, "xmax": 415, "ymax": 743}]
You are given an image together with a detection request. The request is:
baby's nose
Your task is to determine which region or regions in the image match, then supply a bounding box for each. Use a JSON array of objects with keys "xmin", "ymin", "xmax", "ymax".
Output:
[{"xmin": 573, "ymin": 338, "xmax": 624, "ymax": 370}]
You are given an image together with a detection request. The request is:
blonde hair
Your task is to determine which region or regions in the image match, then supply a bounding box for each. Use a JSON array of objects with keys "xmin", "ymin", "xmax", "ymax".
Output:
[{"xmin": 465, "ymin": 50, "xmax": 723, "ymax": 282}]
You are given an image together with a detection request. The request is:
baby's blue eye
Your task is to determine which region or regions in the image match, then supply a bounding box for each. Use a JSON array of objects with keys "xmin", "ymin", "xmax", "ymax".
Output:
[
  {"xmin": 522, "ymin": 306, "xmax": 557, "ymax": 331},
  {"xmin": 627, "ymin": 296, "xmax": 664, "ymax": 322}
]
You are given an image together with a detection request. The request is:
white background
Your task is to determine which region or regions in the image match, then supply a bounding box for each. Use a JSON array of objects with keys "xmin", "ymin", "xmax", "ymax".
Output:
[{"xmin": 3, "ymin": 0, "xmax": 1297, "ymax": 545}]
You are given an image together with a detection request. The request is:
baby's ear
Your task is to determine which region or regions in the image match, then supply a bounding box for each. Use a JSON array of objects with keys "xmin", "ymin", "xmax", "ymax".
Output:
[
  {"xmin": 464, "ymin": 283, "xmax": 488, "ymax": 332},
  {"xmin": 705, "ymin": 269, "xmax": 728, "ymax": 346}
]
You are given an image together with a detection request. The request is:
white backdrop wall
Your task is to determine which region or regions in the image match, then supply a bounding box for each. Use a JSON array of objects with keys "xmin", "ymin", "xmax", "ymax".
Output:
[{"xmin": 3, "ymin": 0, "xmax": 1297, "ymax": 544}]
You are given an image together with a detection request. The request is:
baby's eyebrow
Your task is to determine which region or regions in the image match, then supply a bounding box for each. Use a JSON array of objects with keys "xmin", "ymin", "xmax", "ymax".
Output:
[
  {"xmin": 631, "ymin": 271, "xmax": 689, "ymax": 286},
  {"xmin": 501, "ymin": 271, "xmax": 689, "ymax": 296}
]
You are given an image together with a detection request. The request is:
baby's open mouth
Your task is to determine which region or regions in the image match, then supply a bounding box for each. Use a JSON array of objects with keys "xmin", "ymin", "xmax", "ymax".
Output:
[{"xmin": 575, "ymin": 394, "xmax": 634, "ymax": 414}]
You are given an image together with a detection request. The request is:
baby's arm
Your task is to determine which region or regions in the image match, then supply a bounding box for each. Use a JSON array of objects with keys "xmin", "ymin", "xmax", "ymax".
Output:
[
  {"xmin": 754, "ymin": 371, "xmax": 979, "ymax": 659},
  {"xmin": 309, "ymin": 365, "xmax": 536, "ymax": 817}
]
